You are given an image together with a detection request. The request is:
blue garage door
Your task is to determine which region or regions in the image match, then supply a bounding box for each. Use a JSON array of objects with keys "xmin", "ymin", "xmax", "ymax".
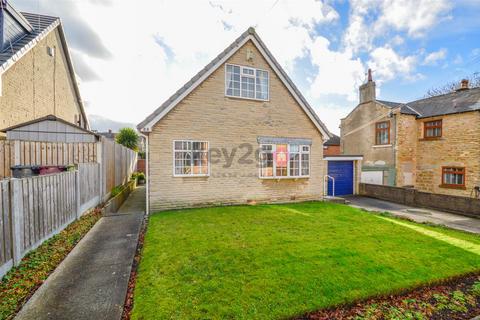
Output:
[{"xmin": 327, "ymin": 161, "xmax": 354, "ymax": 196}]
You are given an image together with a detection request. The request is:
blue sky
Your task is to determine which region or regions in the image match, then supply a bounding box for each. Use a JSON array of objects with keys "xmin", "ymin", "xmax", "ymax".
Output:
[{"xmin": 12, "ymin": 0, "xmax": 480, "ymax": 134}]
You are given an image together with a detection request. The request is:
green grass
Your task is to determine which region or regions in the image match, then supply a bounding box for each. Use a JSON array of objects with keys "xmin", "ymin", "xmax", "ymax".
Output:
[{"xmin": 132, "ymin": 202, "xmax": 480, "ymax": 320}]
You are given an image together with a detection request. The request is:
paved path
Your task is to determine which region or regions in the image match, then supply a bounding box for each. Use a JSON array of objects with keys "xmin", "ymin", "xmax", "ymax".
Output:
[
  {"xmin": 346, "ymin": 195, "xmax": 480, "ymax": 234},
  {"xmin": 16, "ymin": 187, "xmax": 146, "ymax": 320}
]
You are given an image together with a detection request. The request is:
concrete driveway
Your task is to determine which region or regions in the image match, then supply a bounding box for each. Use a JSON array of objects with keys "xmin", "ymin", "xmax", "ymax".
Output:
[{"xmin": 345, "ymin": 196, "xmax": 480, "ymax": 234}]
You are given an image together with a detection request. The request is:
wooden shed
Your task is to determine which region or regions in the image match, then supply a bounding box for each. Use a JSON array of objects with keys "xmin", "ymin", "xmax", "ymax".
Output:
[{"xmin": 1, "ymin": 115, "xmax": 99, "ymax": 143}]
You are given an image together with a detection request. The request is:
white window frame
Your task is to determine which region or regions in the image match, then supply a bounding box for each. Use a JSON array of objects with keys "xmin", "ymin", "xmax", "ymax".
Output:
[
  {"xmin": 258, "ymin": 144, "xmax": 310, "ymax": 179},
  {"xmin": 172, "ymin": 140, "xmax": 210, "ymax": 177},
  {"xmin": 225, "ymin": 63, "xmax": 269, "ymax": 101}
]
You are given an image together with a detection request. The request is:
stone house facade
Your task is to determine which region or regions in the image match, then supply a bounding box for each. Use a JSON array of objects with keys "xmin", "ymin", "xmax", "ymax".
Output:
[
  {"xmin": 341, "ymin": 71, "xmax": 480, "ymax": 198},
  {"xmin": 138, "ymin": 28, "xmax": 331, "ymax": 211},
  {"xmin": 0, "ymin": 3, "xmax": 88, "ymax": 135}
]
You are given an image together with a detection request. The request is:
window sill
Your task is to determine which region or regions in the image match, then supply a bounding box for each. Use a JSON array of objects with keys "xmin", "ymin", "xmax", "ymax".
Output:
[
  {"xmin": 419, "ymin": 137, "xmax": 443, "ymax": 141},
  {"xmin": 173, "ymin": 174, "xmax": 209, "ymax": 178},
  {"xmin": 225, "ymin": 94, "xmax": 269, "ymax": 103},
  {"xmin": 439, "ymin": 184, "xmax": 466, "ymax": 190},
  {"xmin": 259, "ymin": 176, "xmax": 310, "ymax": 180},
  {"xmin": 372, "ymin": 144, "xmax": 392, "ymax": 148}
]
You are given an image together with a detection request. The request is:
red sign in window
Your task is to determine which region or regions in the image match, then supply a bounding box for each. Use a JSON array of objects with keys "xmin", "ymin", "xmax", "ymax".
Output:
[{"xmin": 276, "ymin": 145, "xmax": 288, "ymax": 167}]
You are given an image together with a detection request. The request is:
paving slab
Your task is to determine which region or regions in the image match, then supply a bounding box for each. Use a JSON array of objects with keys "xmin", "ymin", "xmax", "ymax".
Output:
[
  {"xmin": 345, "ymin": 195, "xmax": 480, "ymax": 234},
  {"xmin": 15, "ymin": 187, "xmax": 146, "ymax": 320}
]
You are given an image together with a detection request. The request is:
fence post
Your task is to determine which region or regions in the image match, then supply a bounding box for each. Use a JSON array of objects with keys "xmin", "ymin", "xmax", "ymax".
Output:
[
  {"xmin": 13, "ymin": 140, "xmax": 21, "ymax": 166},
  {"xmin": 75, "ymin": 170, "xmax": 81, "ymax": 219},
  {"xmin": 10, "ymin": 179, "xmax": 24, "ymax": 266}
]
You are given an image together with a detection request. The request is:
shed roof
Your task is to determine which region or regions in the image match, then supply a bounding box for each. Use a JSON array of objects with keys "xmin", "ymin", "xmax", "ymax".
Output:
[{"xmin": 1, "ymin": 115, "xmax": 99, "ymax": 137}]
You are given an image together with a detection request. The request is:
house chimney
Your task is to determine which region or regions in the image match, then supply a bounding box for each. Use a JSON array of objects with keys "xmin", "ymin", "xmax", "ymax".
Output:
[
  {"xmin": 108, "ymin": 129, "xmax": 112, "ymax": 133},
  {"xmin": 457, "ymin": 79, "xmax": 469, "ymax": 91},
  {"xmin": 359, "ymin": 68, "xmax": 376, "ymax": 104}
]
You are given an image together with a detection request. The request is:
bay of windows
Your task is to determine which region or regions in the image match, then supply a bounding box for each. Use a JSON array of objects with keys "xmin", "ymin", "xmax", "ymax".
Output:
[
  {"xmin": 259, "ymin": 144, "xmax": 310, "ymax": 178},
  {"xmin": 225, "ymin": 64, "xmax": 269, "ymax": 100}
]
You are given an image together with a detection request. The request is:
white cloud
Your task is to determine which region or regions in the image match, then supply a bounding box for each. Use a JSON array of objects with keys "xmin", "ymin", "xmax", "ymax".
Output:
[
  {"xmin": 423, "ymin": 49, "xmax": 447, "ymax": 65},
  {"xmin": 309, "ymin": 37, "xmax": 365, "ymax": 102},
  {"xmin": 368, "ymin": 46, "xmax": 419, "ymax": 82},
  {"xmin": 344, "ymin": 0, "xmax": 451, "ymax": 53}
]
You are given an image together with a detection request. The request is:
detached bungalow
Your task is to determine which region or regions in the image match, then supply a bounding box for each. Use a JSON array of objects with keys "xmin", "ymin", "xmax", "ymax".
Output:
[{"xmin": 138, "ymin": 28, "xmax": 332, "ymax": 211}]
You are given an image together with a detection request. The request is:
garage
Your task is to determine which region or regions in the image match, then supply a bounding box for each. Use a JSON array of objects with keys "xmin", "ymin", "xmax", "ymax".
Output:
[{"xmin": 324, "ymin": 156, "xmax": 363, "ymax": 197}]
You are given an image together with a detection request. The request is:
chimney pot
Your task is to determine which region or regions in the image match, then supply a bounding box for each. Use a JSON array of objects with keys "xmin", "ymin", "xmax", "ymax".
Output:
[
  {"xmin": 108, "ymin": 129, "xmax": 112, "ymax": 133},
  {"xmin": 457, "ymin": 79, "xmax": 469, "ymax": 91},
  {"xmin": 367, "ymin": 69, "xmax": 373, "ymax": 82}
]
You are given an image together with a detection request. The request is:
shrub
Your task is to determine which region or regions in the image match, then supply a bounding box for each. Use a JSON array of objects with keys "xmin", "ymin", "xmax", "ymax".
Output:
[
  {"xmin": 111, "ymin": 185, "xmax": 124, "ymax": 197},
  {"xmin": 137, "ymin": 172, "xmax": 145, "ymax": 181},
  {"xmin": 116, "ymin": 128, "xmax": 139, "ymax": 151}
]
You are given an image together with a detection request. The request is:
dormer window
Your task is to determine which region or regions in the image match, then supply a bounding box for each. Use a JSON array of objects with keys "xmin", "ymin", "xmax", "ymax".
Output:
[{"xmin": 225, "ymin": 64, "xmax": 269, "ymax": 101}]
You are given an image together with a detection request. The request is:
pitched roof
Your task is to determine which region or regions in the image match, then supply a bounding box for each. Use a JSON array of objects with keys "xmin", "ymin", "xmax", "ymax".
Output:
[
  {"xmin": 377, "ymin": 87, "xmax": 480, "ymax": 118},
  {"xmin": 0, "ymin": 9, "xmax": 89, "ymax": 129},
  {"xmin": 377, "ymin": 100, "xmax": 420, "ymax": 116},
  {"xmin": 324, "ymin": 134, "xmax": 340, "ymax": 146},
  {"xmin": 1, "ymin": 114, "xmax": 99, "ymax": 137},
  {"xmin": 137, "ymin": 27, "xmax": 332, "ymax": 140},
  {"xmin": 407, "ymin": 87, "xmax": 480, "ymax": 118}
]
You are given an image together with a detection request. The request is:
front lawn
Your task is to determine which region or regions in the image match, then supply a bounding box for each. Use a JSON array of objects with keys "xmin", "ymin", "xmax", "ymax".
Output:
[{"xmin": 132, "ymin": 202, "xmax": 480, "ymax": 319}]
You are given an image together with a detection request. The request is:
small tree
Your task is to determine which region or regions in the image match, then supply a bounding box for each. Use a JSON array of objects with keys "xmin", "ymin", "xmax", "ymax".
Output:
[{"xmin": 116, "ymin": 128, "xmax": 139, "ymax": 151}]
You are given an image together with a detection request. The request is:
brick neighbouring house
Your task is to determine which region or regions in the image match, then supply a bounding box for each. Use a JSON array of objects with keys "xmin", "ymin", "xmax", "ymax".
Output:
[
  {"xmin": 138, "ymin": 28, "xmax": 332, "ymax": 211},
  {"xmin": 0, "ymin": 1, "xmax": 88, "ymax": 134},
  {"xmin": 340, "ymin": 70, "xmax": 480, "ymax": 198},
  {"xmin": 323, "ymin": 134, "xmax": 340, "ymax": 156}
]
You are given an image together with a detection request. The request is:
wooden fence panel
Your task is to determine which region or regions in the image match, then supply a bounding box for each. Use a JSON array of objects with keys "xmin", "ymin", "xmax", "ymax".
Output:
[
  {"xmin": 0, "ymin": 180, "xmax": 12, "ymax": 277},
  {"xmin": 9, "ymin": 172, "xmax": 77, "ymax": 266},
  {"xmin": 78, "ymin": 163, "xmax": 101, "ymax": 213},
  {"xmin": 0, "ymin": 141, "xmax": 98, "ymax": 179}
]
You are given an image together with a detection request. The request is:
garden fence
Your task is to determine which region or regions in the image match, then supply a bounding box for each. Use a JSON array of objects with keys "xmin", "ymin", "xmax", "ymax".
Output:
[{"xmin": 0, "ymin": 139, "xmax": 137, "ymax": 278}]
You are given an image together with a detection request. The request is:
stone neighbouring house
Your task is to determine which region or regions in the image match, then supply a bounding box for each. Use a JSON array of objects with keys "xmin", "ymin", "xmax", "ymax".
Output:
[
  {"xmin": 323, "ymin": 134, "xmax": 340, "ymax": 156},
  {"xmin": 0, "ymin": 2, "xmax": 88, "ymax": 135},
  {"xmin": 341, "ymin": 70, "xmax": 480, "ymax": 197},
  {"xmin": 138, "ymin": 28, "xmax": 332, "ymax": 211}
]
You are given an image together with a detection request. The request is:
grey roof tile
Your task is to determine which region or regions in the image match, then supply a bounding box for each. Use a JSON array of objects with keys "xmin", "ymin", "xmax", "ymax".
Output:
[
  {"xmin": 324, "ymin": 134, "xmax": 340, "ymax": 146},
  {"xmin": 377, "ymin": 88, "xmax": 480, "ymax": 118},
  {"xmin": 0, "ymin": 12, "xmax": 58, "ymax": 67}
]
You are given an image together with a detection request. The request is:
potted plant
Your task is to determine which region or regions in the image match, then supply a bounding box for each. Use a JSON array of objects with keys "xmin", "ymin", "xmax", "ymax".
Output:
[{"xmin": 137, "ymin": 172, "xmax": 146, "ymax": 185}]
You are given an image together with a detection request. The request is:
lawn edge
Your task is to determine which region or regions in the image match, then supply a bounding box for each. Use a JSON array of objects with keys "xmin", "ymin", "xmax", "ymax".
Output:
[
  {"xmin": 294, "ymin": 271, "xmax": 480, "ymax": 320},
  {"xmin": 122, "ymin": 214, "xmax": 148, "ymax": 320}
]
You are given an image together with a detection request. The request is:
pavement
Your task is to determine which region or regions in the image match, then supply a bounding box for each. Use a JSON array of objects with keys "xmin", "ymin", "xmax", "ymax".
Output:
[
  {"xmin": 345, "ymin": 195, "xmax": 480, "ymax": 234},
  {"xmin": 15, "ymin": 186, "xmax": 146, "ymax": 320}
]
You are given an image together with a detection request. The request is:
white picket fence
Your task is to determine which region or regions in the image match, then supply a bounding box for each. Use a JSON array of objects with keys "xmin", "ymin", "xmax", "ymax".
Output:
[{"xmin": 0, "ymin": 162, "xmax": 119, "ymax": 278}]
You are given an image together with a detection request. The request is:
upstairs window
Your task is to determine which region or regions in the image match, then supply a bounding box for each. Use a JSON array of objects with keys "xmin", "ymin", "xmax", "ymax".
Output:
[
  {"xmin": 375, "ymin": 121, "xmax": 390, "ymax": 145},
  {"xmin": 442, "ymin": 167, "xmax": 465, "ymax": 188},
  {"xmin": 259, "ymin": 144, "xmax": 310, "ymax": 178},
  {"xmin": 225, "ymin": 64, "xmax": 269, "ymax": 101},
  {"xmin": 174, "ymin": 141, "xmax": 209, "ymax": 176},
  {"xmin": 424, "ymin": 120, "xmax": 442, "ymax": 138}
]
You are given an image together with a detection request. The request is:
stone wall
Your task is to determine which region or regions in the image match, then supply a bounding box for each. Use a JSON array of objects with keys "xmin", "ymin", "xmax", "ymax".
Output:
[
  {"xmin": 0, "ymin": 27, "xmax": 85, "ymax": 132},
  {"xmin": 359, "ymin": 183, "xmax": 480, "ymax": 217},
  {"xmin": 340, "ymin": 102, "xmax": 396, "ymax": 185},
  {"xmin": 415, "ymin": 112, "xmax": 480, "ymax": 197}
]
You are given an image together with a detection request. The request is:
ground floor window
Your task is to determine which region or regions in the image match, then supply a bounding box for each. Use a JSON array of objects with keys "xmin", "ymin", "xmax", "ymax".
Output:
[
  {"xmin": 173, "ymin": 140, "xmax": 209, "ymax": 176},
  {"xmin": 259, "ymin": 144, "xmax": 310, "ymax": 178},
  {"xmin": 441, "ymin": 167, "xmax": 465, "ymax": 188}
]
